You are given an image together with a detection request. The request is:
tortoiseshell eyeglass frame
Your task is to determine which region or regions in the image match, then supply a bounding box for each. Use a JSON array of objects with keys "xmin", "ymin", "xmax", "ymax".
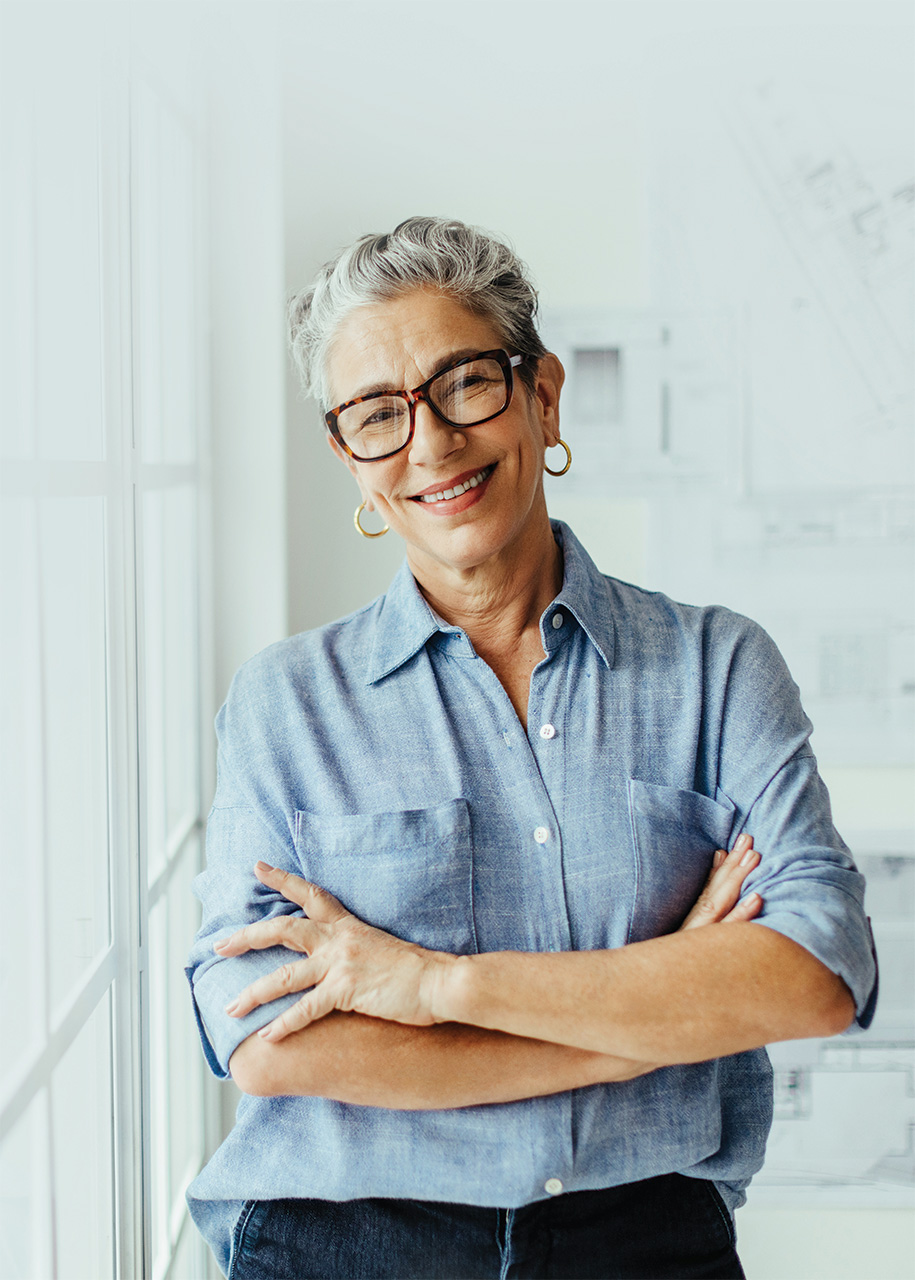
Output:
[{"xmin": 324, "ymin": 349, "xmax": 526, "ymax": 463}]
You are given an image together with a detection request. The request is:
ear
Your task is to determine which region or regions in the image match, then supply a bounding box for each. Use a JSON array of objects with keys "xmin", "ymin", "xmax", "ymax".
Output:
[{"xmin": 533, "ymin": 352, "xmax": 565, "ymax": 448}]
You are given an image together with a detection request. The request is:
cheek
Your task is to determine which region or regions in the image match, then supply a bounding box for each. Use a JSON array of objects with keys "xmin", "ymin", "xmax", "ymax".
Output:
[{"xmin": 360, "ymin": 463, "xmax": 401, "ymax": 508}]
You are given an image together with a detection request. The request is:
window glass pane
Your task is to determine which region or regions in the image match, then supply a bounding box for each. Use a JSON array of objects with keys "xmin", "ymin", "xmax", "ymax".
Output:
[
  {"xmin": 164, "ymin": 487, "xmax": 200, "ymax": 836},
  {"xmin": 168, "ymin": 840, "xmax": 204, "ymax": 1199},
  {"xmin": 148, "ymin": 896, "xmax": 170, "ymax": 1270},
  {"xmin": 170, "ymin": 1213, "xmax": 209, "ymax": 1279},
  {"xmin": 0, "ymin": 497, "xmax": 45, "ymax": 1086},
  {"xmin": 133, "ymin": 83, "xmax": 197, "ymax": 466},
  {"xmin": 31, "ymin": 47, "xmax": 105, "ymax": 462},
  {"xmin": 0, "ymin": 1091, "xmax": 52, "ymax": 1280},
  {"xmin": 0, "ymin": 73, "xmax": 35, "ymax": 461},
  {"xmin": 42, "ymin": 497, "xmax": 111, "ymax": 1018},
  {"xmin": 51, "ymin": 990, "xmax": 114, "ymax": 1280}
]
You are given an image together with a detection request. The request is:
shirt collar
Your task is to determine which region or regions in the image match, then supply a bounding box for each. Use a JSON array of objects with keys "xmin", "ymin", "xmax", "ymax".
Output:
[
  {"xmin": 365, "ymin": 519, "xmax": 616, "ymax": 684},
  {"xmin": 548, "ymin": 520, "xmax": 616, "ymax": 670}
]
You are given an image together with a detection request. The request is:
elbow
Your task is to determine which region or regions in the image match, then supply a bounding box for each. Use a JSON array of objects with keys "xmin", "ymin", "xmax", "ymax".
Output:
[
  {"xmin": 795, "ymin": 967, "xmax": 856, "ymax": 1040},
  {"xmin": 767, "ymin": 933, "xmax": 858, "ymax": 1040},
  {"xmin": 818, "ymin": 976, "xmax": 857, "ymax": 1038},
  {"xmin": 229, "ymin": 1027, "xmax": 328, "ymax": 1097},
  {"xmin": 229, "ymin": 1034, "xmax": 285, "ymax": 1096}
]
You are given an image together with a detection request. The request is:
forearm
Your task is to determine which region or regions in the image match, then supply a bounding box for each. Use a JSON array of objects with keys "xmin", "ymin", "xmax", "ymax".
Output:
[
  {"xmin": 434, "ymin": 923, "xmax": 855, "ymax": 1062},
  {"xmin": 229, "ymin": 1010, "xmax": 655, "ymax": 1107}
]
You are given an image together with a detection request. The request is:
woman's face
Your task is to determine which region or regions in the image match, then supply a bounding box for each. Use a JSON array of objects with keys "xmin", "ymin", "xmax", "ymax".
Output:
[{"xmin": 325, "ymin": 288, "xmax": 564, "ymax": 581}]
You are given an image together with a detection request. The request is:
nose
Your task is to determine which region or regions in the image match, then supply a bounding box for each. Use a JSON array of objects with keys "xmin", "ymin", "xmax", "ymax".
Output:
[{"xmin": 406, "ymin": 399, "xmax": 467, "ymax": 467}]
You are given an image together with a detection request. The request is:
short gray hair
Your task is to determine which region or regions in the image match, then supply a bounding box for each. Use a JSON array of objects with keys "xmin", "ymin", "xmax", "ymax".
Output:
[{"xmin": 288, "ymin": 216, "xmax": 547, "ymax": 409}]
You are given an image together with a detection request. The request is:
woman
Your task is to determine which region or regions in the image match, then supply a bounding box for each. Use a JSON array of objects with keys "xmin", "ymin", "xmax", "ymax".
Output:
[{"xmin": 186, "ymin": 217, "xmax": 876, "ymax": 1279}]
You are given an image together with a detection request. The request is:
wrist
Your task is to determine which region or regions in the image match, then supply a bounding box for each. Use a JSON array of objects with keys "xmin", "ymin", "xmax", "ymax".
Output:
[{"xmin": 423, "ymin": 950, "xmax": 470, "ymax": 1024}]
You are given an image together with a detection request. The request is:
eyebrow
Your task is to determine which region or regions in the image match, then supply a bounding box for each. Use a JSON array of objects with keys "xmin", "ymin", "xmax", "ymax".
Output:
[{"xmin": 345, "ymin": 347, "xmax": 487, "ymax": 403}]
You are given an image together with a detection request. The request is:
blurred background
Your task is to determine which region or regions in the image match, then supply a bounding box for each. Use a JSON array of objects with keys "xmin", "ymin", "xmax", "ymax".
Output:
[{"xmin": 0, "ymin": 1, "xmax": 912, "ymax": 1276}]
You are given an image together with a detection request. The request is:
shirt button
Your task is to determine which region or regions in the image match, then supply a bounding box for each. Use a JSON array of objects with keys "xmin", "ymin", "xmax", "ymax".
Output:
[
  {"xmin": 544, "ymin": 1178, "xmax": 564, "ymax": 1196},
  {"xmin": 534, "ymin": 826, "xmax": 550, "ymax": 844},
  {"xmin": 539, "ymin": 723, "xmax": 556, "ymax": 740},
  {"xmin": 551, "ymin": 612, "xmax": 564, "ymax": 630}
]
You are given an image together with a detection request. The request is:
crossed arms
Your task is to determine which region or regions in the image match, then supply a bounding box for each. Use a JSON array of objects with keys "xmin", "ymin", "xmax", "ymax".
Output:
[{"xmin": 223, "ymin": 838, "xmax": 854, "ymax": 1108}]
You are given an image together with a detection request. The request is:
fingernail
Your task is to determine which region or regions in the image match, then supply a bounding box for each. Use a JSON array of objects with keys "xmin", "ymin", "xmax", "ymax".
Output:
[
  {"xmin": 224, "ymin": 1000, "xmax": 239, "ymax": 1016},
  {"xmin": 740, "ymin": 848, "xmax": 757, "ymax": 866},
  {"xmin": 255, "ymin": 861, "xmax": 274, "ymax": 874},
  {"xmin": 735, "ymin": 833, "xmax": 751, "ymax": 854},
  {"xmin": 214, "ymin": 938, "xmax": 230, "ymax": 952},
  {"xmin": 258, "ymin": 1025, "xmax": 275, "ymax": 1040},
  {"xmin": 713, "ymin": 849, "xmax": 725, "ymax": 869}
]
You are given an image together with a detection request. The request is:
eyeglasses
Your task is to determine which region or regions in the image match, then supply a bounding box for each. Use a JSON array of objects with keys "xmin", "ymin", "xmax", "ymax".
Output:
[{"xmin": 325, "ymin": 349, "xmax": 526, "ymax": 463}]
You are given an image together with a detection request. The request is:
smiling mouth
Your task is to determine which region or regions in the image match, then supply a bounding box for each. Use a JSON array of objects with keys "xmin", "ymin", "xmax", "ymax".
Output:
[{"xmin": 412, "ymin": 464, "xmax": 496, "ymax": 504}]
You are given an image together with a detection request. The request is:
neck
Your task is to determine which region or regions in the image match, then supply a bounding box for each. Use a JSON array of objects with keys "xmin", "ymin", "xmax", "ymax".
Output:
[{"xmin": 408, "ymin": 515, "xmax": 563, "ymax": 655}]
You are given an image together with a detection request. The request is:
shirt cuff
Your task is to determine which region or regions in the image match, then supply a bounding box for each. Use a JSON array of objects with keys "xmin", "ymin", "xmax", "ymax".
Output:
[
  {"xmin": 186, "ymin": 948, "xmax": 306, "ymax": 1078},
  {"xmin": 755, "ymin": 907, "xmax": 879, "ymax": 1031}
]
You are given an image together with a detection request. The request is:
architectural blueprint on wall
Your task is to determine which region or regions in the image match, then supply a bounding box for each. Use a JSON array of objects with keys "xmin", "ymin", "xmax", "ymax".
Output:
[{"xmin": 542, "ymin": 23, "xmax": 913, "ymax": 1208}]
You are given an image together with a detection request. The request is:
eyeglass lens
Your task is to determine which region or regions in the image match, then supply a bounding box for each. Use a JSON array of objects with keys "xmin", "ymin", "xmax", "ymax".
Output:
[{"xmin": 335, "ymin": 355, "xmax": 511, "ymax": 460}]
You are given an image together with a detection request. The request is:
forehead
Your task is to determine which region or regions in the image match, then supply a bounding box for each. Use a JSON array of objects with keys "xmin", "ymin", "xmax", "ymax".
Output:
[{"xmin": 326, "ymin": 288, "xmax": 505, "ymax": 404}]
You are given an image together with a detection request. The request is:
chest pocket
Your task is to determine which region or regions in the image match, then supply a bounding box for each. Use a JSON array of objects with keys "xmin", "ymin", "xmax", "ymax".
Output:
[
  {"xmin": 627, "ymin": 779, "xmax": 736, "ymax": 943},
  {"xmin": 294, "ymin": 798, "xmax": 477, "ymax": 955}
]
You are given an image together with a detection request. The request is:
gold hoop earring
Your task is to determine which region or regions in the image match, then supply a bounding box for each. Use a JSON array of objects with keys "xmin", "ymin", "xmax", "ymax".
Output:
[
  {"xmin": 354, "ymin": 501, "xmax": 389, "ymax": 538},
  {"xmin": 544, "ymin": 439, "xmax": 572, "ymax": 476}
]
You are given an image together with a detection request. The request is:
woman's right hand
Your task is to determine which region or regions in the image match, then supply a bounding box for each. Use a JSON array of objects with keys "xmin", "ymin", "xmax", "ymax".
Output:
[{"xmin": 678, "ymin": 832, "xmax": 762, "ymax": 932}]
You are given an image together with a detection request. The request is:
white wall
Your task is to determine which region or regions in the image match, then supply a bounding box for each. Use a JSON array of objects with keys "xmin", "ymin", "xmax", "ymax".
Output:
[{"xmin": 204, "ymin": 7, "xmax": 288, "ymax": 705}]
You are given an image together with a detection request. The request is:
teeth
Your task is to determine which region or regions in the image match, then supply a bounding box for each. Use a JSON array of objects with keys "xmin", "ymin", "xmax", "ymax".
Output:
[{"xmin": 418, "ymin": 466, "xmax": 493, "ymax": 504}]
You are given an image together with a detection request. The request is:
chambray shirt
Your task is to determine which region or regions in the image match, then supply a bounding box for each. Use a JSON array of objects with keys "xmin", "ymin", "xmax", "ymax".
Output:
[{"xmin": 186, "ymin": 521, "xmax": 876, "ymax": 1273}]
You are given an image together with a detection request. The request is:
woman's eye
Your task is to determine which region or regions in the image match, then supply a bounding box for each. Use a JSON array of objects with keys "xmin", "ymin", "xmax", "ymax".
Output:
[
  {"xmin": 359, "ymin": 406, "xmax": 401, "ymax": 431},
  {"xmin": 455, "ymin": 373, "xmax": 495, "ymax": 394}
]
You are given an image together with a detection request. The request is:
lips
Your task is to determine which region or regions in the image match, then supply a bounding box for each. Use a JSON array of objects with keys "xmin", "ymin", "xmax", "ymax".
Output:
[{"xmin": 411, "ymin": 464, "xmax": 495, "ymax": 504}]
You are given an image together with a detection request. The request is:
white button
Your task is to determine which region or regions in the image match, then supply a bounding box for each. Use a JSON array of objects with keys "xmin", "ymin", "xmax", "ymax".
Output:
[
  {"xmin": 534, "ymin": 826, "xmax": 550, "ymax": 844},
  {"xmin": 539, "ymin": 723, "xmax": 556, "ymax": 740},
  {"xmin": 544, "ymin": 1177, "xmax": 564, "ymax": 1196},
  {"xmin": 551, "ymin": 612, "xmax": 564, "ymax": 630}
]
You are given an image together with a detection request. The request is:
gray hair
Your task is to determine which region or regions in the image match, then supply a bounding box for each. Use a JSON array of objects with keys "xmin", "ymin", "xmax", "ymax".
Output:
[{"xmin": 288, "ymin": 216, "xmax": 547, "ymax": 409}]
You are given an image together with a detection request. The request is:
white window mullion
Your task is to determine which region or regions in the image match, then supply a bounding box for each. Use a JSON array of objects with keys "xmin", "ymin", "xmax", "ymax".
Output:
[{"xmin": 99, "ymin": 46, "xmax": 149, "ymax": 1280}]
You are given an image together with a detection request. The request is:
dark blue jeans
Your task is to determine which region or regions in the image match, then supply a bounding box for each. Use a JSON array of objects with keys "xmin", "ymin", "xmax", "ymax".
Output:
[{"xmin": 228, "ymin": 1173, "xmax": 746, "ymax": 1279}]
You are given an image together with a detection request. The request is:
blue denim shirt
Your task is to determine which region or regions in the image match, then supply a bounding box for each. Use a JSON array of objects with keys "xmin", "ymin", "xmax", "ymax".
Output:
[{"xmin": 186, "ymin": 521, "xmax": 876, "ymax": 1272}]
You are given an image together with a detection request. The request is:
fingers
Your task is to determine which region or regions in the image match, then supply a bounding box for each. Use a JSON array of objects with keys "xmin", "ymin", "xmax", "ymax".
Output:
[
  {"xmin": 224, "ymin": 956, "xmax": 321, "ymax": 1018},
  {"xmin": 257, "ymin": 983, "xmax": 338, "ymax": 1042},
  {"xmin": 213, "ymin": 913, "xmax": 319, "ymax": 957},
  {"xmin": 679, "ymin": 832, "xmax": 763, "ymax": 931},
  {"xmin": 253, "ymin": 863, "xmax": 350, "ymax": 923},
  {"xmin": 213, "ymin": 866, "xmax": 353, "ymax": 956},
  {"xmin": 711, "ymin": 834, "xmax": 761, "ymax": 900},
  {"xmin": 720, "ymin": 891, "xmax": 763, "ymax": 924}
]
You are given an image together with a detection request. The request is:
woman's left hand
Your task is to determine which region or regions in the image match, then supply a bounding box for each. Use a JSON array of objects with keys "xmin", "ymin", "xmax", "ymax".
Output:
[
  {"xmin": 678, "ymin": 832, "xmax": 762, "ymax": 931},
  {"xmin": 215, "ymin": 863, "xmax": 453, "ymax": 1041}
]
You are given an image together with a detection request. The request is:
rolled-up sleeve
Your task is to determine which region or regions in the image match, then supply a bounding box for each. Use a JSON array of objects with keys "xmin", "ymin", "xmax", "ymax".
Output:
[
  {"xmin": 186, "ymin": 699, "xmax": 307, "ymax": 1078},
  {"xmin": 712, "ymin": 614, "xmax": 878, "ymax": 1028}
]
